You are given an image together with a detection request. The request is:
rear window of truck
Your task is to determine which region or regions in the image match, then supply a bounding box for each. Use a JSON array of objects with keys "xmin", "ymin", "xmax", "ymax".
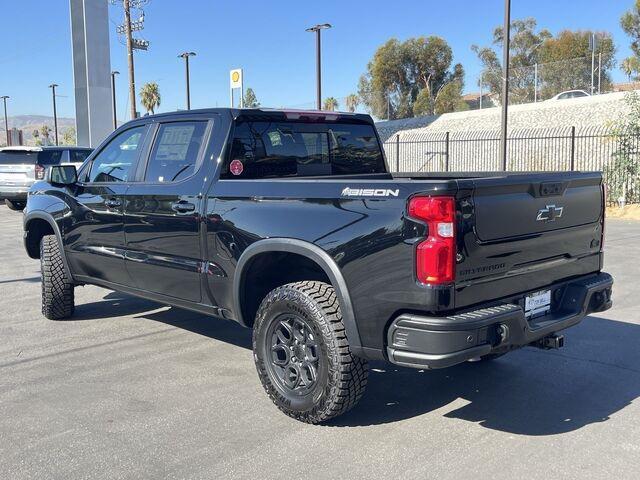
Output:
[
  {"xmin": 0, "ymin": 150, "xmax": 63, "ymax": 165},
  {"xmin": 221, "ymin": 121, "xmax": 385, "ymax": 179}
]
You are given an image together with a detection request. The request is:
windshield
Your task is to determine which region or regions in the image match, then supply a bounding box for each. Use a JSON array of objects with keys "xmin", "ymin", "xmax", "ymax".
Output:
[{"xmin": 0, "ymin": 150, "xmax": 63, "ymax": 165}]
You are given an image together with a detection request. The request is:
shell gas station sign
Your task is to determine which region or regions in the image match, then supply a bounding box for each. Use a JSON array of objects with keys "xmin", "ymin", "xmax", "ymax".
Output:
[{"xmin": 230, "ymin": 68, "xmax": 243, "ymax": 107}]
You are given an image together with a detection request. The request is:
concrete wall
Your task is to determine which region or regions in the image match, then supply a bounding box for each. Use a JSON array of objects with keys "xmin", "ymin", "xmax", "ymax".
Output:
[{"xmin": 376, "ymin": 90, "xmax": 634, "ymax": 142}]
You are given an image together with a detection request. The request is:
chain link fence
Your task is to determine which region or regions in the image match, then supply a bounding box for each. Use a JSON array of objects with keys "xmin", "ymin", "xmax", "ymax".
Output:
[{"xmin": 383, "ymin": 125, "xmax": 640, "ymax": 205}]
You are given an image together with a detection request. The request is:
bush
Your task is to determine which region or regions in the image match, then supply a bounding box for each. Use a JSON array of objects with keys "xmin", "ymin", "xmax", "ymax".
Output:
[{"xmin": 605, "ymin": 92, "xmax": 640, "ymax": 205}]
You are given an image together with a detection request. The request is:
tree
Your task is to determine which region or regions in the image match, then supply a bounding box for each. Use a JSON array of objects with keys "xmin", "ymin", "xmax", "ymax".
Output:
[
  {"xmin": 345, "ymin": 94, "xmax": 359, "ymax": 112},
  {"xmin": 61, "ymin": 126, "xmax": 76, "ymax": 146},
  {"xmin": 140, "ymin": 82, "xmax": 161, "ymax": 115},
  {"xmin": 434, "ymin": 81, "xmax": 469, "ymax": 115},
  {"xmin": 244, "ymin": 88, "xmax": 260, "ymax": 108},
  {"xmin": 621, "ymin": 1, "xmax": 640, "ymax": 81},
  {"xmin": 40, "ymin": 125, "xmax": 51, "ymax": 145},
  {"xmin": 537, "ymin": 30, "xmax": 615, "ymax": 98},
  {"xmin": 358, "ymin": 36, "xmax": 464, "ymax": 119},
  {"xmin": 473, "ymin": 18, "xmax": 551, "ymax": 104},
  {"xmin": 473, "ymin": 18, "xmax": 615, "ymax": 103},
  {"xmin": 323, "ymin": 97, "xmax": 339, "ymax": 111},
  {"xmin": 622, "ymin": 57, "xmax": 640, "ymax": 81},
  {"xmin": 32, "ymin": 129, "xmax": 40, "ymax": 146}
]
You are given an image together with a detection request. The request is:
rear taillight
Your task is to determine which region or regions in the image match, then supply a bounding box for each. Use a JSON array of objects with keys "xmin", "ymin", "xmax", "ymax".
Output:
[
  {"xmin": 35, "ymin": 164, "xmax": 45, "ymax": 180},
  {"xmin": 408, "ymin": 196, "xmax": 456, "ymax": 285},
  {"xmin": 601, "ymin": 183, "xmax": 606, "ymax": 252}
]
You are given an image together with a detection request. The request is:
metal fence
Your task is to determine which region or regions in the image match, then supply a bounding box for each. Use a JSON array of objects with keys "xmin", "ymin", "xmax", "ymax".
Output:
[{"xmin": 383, "ymin": 125, "xmax": 640, "ymax": 205}]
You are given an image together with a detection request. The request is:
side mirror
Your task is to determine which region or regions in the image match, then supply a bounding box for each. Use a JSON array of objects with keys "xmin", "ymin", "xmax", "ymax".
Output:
[{"xmin": 46, "ymin": 164, "xmax": 78, "ymax": 186}]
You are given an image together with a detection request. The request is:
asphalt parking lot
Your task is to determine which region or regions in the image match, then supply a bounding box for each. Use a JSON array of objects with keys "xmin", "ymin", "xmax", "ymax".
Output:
[{"xmin": 1, "ymin": 205, "xmax": 639, "ymax": 480}]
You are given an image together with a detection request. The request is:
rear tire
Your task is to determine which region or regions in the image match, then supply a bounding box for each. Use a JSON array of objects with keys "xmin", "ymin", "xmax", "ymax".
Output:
[
  {"xmin": 5, "ymin": 199, "xmax": 25, "ymax": 211},
  {"xmin": 40, "ymin": 235, "xmax": 75, "ymax": 320},
  {"xmin": 253, "ymin": 281, "xmax": 368, "ymax": 424}
]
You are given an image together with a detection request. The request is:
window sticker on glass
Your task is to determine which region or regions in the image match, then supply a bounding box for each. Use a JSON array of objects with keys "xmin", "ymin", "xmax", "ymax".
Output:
[
  {"xmin": 156, "ymin": 125, "xmax": 195, "ymax": 161},
  {"xmin": 144, "ymin": 122, "xmax": 207, "ymax": 183}
]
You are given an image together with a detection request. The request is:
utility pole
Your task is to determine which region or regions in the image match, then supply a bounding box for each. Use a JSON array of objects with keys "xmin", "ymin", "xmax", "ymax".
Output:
[
  {"xmin": 306, "ymin": 23, "xmax": 332, "ymax": 110},
  {"xmin": 49, "ymin": 84, "xmax": 59, "ymax": 146},
  {"xmin": 123, "ymin": 0, "xmax": 137, "ymax": 119},
  {"xmin": 0, "ymin": 96, "xmax": 8, "ymax": 146},
  {"xmin": 500, "ymin": 0, "xmax": 511, "ymax": 171},
  {"xmin": 178, "ymin": 52, "xmax": 196, "ymax": 110},
  {"xmin": 111, "ymin": 71, "xmax": 120, "ymax": 130}
]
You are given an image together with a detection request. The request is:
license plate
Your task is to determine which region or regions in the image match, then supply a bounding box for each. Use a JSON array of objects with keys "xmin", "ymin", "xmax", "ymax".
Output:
[{"xmin": 525, "ymin": 289, "xmax": 551, "ymax": 318}]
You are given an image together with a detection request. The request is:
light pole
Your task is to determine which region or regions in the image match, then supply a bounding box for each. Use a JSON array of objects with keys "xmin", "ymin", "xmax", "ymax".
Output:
[
  {"xmin": 49, "ymin": 84, "xmax": 59, "ymax": 146},
  {"xmin": 305, "ymin": 23, "xmax": 332, "ymax": 110},
  {"xmin": 1, "ymin": 96, "xmax": 8, "ymax": 146},
  {"xmin": 178, "ymin": 52, "xmax": 196, "ymax": 110},
  {"xmin": 111, "ymin": 71, "xmax": 120, "ymax": 130},
  {"xmin": 500, "ymin": 0, "xmax": 511, "ymax": 171}
]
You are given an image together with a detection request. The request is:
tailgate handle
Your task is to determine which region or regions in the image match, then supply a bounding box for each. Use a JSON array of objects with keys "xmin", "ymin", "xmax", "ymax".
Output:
[{"xmin": 539, "ymin": 182, "xmax": 565, "ymax": 197}]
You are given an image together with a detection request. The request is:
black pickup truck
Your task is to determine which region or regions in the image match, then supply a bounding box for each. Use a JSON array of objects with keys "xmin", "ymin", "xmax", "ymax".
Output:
[{"xmin": 23, "ymin": 108, "xmax": 613, "ymax": 423}]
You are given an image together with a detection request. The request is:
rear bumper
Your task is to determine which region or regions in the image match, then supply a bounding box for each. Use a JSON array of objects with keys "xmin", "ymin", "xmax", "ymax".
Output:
[
  {"xmin": 0, "ymin": 186, "xmax": 31, "ymax": 201},
  {"xmin": 387, "ymin": 272, "xmax": 613, "ymax": 369}
]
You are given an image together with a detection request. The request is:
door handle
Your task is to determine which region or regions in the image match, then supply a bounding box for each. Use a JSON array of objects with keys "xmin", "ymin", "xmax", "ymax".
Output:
[
  {"xmin": 171, "ymin": 201, "xmax": 196, "ymax": 213},
  {"xmin": 105, "ymin": 198, "xmax": 122, "ymax": 209}
]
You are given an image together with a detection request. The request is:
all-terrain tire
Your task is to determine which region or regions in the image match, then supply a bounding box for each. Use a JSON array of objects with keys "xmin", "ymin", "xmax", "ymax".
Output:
[
  {"xmin": 5, "ymin": 199, "xmax": 25, "ymax": 211},
  {"xmin": 253, "ymin": 281, "xmax": 368, "ymax": 424},
  {"xmin": 40, "ymin": 235, "xmax": 74, "ymax": 320}
]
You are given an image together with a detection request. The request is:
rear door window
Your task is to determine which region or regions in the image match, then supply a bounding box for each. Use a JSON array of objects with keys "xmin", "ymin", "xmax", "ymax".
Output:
[
  {"xmin": 143, "ymin": 121, "xmax": 207, "ymax": 183},
  {"xmin": 221, "ymin": 121, "xmax": 385, "ymax": 179}
]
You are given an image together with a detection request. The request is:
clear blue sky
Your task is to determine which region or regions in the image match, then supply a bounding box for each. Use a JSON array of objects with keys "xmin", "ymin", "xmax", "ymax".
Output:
[{"xmin": 0, "ymin": 0, "xmax": 635, "ymax": 121}]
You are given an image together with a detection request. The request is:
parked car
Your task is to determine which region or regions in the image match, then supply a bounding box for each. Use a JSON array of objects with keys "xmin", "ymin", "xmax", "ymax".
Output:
[
  {"xmin": 0, "ymin": 145, "xmax": 92, "ymax": 210},
  {"xmin": 23, "ymin": 108, "xmax": 613, "ymax": 423},
  {"xmin": 550, "ymin": 89, "xmax": 591, "ymax": 100}
]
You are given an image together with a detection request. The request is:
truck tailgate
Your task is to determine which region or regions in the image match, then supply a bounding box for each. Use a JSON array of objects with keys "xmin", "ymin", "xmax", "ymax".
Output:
[{"xmin": 455, "ymin": 172, "xmax": 604, "ymax": 309}]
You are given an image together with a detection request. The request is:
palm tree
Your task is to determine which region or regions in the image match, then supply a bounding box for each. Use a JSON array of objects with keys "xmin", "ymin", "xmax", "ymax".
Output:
[
  {"xmin": 323, "ymin": 97, "xmax": 339, "ymax": 111},
  {"xmin": 140, "ymin": 82, "xmax": 161, "ymax": 115},
  {"xmin": 345, "ymin": 94, "xmax": 359, "ymax": 113}
]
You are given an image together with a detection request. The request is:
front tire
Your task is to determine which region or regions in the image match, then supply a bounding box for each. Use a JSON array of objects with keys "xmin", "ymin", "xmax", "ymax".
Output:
[
  {"xmin": 40, "ymin": 235, "xmax": 75, "ymax": 320},
  {"xmin": 5, "ymin": 199, "xmax": 25, "ymax": 211},
  {"xmin": 253, "ymin": 281, "xmax": 368, "ymax": 423}
]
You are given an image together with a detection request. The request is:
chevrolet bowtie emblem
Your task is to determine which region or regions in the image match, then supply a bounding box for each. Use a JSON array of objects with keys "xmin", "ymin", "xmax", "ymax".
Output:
[{"xmin": 536, "ymin": 205, "xmax": 564, "ymax": 222}]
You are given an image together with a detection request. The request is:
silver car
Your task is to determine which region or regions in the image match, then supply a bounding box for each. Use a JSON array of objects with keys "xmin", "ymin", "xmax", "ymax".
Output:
[{"xmin": 0, "ymin": 146, "xmax": 92, "ymax": 210}]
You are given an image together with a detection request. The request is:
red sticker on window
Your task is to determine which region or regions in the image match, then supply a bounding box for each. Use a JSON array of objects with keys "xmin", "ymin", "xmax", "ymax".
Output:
[{"xmin": 230, "ymin": 159, "xmax": 244, "ymax": 176}]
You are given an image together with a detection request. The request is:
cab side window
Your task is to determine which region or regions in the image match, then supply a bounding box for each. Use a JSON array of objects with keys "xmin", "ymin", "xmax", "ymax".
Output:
[{"xmin": 87, "ymin": 126, "xmax": 148, "ymax": 183}]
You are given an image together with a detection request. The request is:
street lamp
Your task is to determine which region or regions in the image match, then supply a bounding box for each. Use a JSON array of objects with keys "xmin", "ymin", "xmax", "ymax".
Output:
[
  {"xmin": 305, "ymin": 23, "xmax": 332, "ymax": 110},
  {"xmin": 48, "ymin": 84, "xmax": 59, "ymax": 146},
  {"xmin": 178, "ymin": 51, "xmax": 196, "ymax": 110},
  {"xmin": 111, "ymin": 71, "xmax": 120, "ymax": 130},
  {"xmin": 0, "ymin": 96, "xmax": 8, "ymax": 146}
]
